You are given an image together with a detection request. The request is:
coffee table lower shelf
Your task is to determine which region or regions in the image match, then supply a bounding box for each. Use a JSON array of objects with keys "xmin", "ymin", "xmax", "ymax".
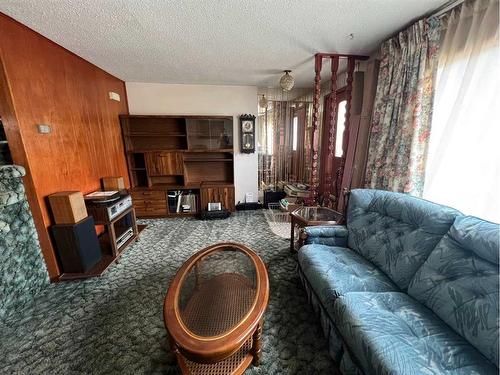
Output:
[{"xmin": 177, "ymin": 337, "xmax": 253, "ymax": 375}]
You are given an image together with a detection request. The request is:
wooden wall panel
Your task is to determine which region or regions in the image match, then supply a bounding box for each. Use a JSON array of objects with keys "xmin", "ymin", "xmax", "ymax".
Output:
[{"xmin": 0, "ymin": 13, "xmax": 129, "ymax": 280}]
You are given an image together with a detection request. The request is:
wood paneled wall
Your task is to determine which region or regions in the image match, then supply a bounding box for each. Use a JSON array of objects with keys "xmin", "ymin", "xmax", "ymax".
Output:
[{"xmin": 0, "ymin": 13, "xmax": 130, "ymax": 280}]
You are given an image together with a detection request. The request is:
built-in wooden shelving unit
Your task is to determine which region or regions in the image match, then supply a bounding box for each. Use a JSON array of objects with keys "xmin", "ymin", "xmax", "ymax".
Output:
[{"xmin": 120, "ymin": 115, "xmax": 235, "ymax": 217}]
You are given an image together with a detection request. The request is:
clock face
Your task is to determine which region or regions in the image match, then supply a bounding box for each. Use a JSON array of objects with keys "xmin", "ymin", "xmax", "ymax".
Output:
[{"xmin": 242, "ymin": 120, "xmax": 253, "ymax": 132}]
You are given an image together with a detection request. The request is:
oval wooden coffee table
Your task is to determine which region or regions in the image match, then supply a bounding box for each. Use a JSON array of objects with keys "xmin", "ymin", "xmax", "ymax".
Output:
[{"xmin": 164, "ymin": 242, "xmax": 269, "ymax": 374}]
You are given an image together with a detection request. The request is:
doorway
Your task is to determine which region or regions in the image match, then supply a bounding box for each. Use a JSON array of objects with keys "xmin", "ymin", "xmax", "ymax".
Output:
[
  {"xmin": 319, "ymin": 88, "xmax": 348, "ymax": 198},
  {"xmin": 290, "ymin": 103, "xmax": 307, "ymax": 182}
]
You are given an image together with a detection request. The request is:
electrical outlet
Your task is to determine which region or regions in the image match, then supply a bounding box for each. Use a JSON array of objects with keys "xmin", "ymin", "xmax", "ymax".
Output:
[
  {"xmin": 37, "ymin": 124, "xmax": 51, "ymax": 134},
  {"xmin": 108, "ymin": 91, "xmax": 121, "ymax": 101}
]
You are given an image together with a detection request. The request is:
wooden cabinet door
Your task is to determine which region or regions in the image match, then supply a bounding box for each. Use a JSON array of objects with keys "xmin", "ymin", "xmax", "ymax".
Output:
[
  {"xmin": 145, "ymin": 152, "xmax": 183, "ymax": 176},
  {"xmin": 200, "ymin": 185, "xmax": 235, "ymax": 212},
  {"xmin": 131, "ymin": 190, "xmax": 167, "ymax": 217}
]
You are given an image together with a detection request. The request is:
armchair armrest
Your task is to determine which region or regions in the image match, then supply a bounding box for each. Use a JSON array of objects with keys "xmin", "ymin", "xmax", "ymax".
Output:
[{"xmin": 303, "ymin": 225, "xmax": 348, "ymax": 247}]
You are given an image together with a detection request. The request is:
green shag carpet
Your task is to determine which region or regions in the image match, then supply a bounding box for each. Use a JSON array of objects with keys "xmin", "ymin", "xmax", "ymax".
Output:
[{"xmin": 0, "ymin": 212, "xmax": 337, "ymax": 374}]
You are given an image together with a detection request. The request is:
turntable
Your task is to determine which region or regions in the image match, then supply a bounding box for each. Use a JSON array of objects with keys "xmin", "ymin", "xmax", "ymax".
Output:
[{"xmin": 85, "ymin": 190, "xmax": 132, "ymax": 222}]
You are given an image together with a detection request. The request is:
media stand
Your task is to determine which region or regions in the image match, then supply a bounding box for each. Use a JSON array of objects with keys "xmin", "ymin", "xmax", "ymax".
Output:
[{"xmin": 59, "ymin": 193, "xmax": 146, "ymax": 281}]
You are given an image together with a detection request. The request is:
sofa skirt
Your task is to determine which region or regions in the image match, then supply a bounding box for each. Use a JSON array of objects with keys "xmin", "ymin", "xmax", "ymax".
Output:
[{"xmin": 298, "ymin": 265, "xmax": 363, "ymax": 375}]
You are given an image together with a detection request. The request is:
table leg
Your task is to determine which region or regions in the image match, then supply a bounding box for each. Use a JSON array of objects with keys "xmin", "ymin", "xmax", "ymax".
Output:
[
  {"xmin": 108, "ymin": 223, "xmax": 118, "ymax": 257},
  {"xmin": 290, "ymin": 216, "xmax": 295, "ymax": 253},
  {"xmin": 251, "ymin": 321, "xmax": 263, "ymax": 365},
  {"xmin": 298, "ymin": 227, "xmax": 306, "ymax": 250},
  {"xmin": 167, "ymin": 333, "xmax": 191, "ymax": 374}
]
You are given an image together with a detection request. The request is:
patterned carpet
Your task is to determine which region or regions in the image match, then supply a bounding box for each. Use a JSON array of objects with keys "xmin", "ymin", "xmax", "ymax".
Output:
[{"xmin": 0, "ymin": 212, "xmax": 337, "ymax": 374}]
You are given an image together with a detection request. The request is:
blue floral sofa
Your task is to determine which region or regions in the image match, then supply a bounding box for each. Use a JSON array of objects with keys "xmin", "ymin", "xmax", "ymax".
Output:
[{"xmin": 298, "ymin": 189, "xmax": 499, "ymax": 374}]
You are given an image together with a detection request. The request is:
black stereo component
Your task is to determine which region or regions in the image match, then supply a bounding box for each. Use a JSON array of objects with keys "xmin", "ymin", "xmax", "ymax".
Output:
[
  {"xmin": 236, "ymin": 202, "xmax": 263, "ymax": 211},
  {"xmin": 200, "ymin": 209, "xmax": 231, "ymax": 220}
]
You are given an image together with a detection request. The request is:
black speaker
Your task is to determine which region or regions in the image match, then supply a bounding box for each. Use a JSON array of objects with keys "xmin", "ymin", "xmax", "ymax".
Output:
[
  {"xmin": 263, "ymin": 190, "xmax": 286, "ymax": 208},
  {"xmin": 51, "ymin": 216, "xmax": 102, "ymax": 273}
]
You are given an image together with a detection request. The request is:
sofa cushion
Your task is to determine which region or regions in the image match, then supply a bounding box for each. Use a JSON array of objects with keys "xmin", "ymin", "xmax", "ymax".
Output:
[
  {"xmin": 304, "ymin": 225, "xmax": 348, "ymax": 248},
  {"xmin": 408, "ymin": 216, "xmax": 500, "ymax": 367},
  {"xmin": 298, "ymin": 244, "xmax": 398, "ymax": 316},
  {"xmin": 346, "ymin": 189, "xmax": 461, "ymax": 290},
  {"xmin": 333, "ymin": 292, "xmax": 497, "ymax": 375}
]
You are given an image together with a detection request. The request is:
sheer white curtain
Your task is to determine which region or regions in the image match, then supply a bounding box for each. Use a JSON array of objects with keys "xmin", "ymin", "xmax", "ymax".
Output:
[{"xmin": 423, "ymin": 0, "xmax": 500, "ymax": 223}]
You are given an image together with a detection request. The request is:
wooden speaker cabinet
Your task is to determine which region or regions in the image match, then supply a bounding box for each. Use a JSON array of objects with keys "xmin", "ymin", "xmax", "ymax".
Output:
[
  {"xmin": 48, "ymin": 191, "xmax": 88, "ymax": 224},
  {"xmin": 101, "ymin": 176, "xmax": 125, "ymax": 191}
]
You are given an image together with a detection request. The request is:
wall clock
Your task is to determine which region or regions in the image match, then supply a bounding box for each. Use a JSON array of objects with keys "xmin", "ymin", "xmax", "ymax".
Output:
[{"xmin": 239, "ymin": 114, "xmax": 256, "ymax": 154}]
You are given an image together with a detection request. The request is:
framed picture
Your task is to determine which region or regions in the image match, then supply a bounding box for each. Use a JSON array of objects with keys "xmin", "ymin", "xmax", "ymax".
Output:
[{"xmin": 208, "ymin": 202, "xmax": 222, "ymax": 211}]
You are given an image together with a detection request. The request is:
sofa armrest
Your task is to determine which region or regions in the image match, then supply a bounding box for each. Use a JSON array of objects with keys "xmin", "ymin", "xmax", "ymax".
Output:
[{"xmin": 303, "ymin": 225, "xmax": 348, "ymax": 247}]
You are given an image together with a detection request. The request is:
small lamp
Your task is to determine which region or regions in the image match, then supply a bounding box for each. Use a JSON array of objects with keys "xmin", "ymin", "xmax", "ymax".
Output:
[
  {"xmin": 258, "ymin": 94, "xmax": 268, "ymax": 109},
  {"xmin": 280, "ymin": 70, "xmax": 295, "ymax": 91}
]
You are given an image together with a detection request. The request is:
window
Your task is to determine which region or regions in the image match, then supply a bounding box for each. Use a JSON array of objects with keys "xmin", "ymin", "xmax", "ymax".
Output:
[
  {"xmin": 335, "ymin": 100, "xmax": 347, "ymax": 157},
  {"xmin": 292, "ymin": 116, "xmax": 298, "ymax": 151},
  {"xmin": 423, "ymin": 1, "xmax": 499, "ymax": 223}
]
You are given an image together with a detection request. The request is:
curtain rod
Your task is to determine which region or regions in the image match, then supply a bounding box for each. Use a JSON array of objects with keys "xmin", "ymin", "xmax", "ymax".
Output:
[
  {"xmin": 369, "ymin": 0, "xmax": 465, "ymax": 53},
  {"xmin": 428, "ymin": 0, "xmax": 465, "ymax": 18}
]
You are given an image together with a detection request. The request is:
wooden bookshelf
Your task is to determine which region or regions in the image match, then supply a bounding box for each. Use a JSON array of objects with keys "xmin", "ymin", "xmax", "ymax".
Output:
[{"xmin": 120, "ymin": 115, "xmax": 235, "ymax": 217}]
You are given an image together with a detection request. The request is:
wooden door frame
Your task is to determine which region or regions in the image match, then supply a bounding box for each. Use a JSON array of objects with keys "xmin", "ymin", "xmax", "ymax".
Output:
[
  {"xmin": 290, "ymin": 103, "xmax": 307, "ymax": 182},
  {"xmin": 319, "ymin": 87, "xmax": 347, "ymax": 199}
]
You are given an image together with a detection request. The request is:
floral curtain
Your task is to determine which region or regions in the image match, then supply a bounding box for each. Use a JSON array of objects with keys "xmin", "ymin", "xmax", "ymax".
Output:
[{"xmin": 364, "ymin": 18, "xmax": 442, "ymax": 196}]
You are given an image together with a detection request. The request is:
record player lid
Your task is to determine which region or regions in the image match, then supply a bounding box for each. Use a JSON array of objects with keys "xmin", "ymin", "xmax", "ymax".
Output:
[{"xmin": 84, "ymin": 190, "xmax": 120, "ymax": 202}]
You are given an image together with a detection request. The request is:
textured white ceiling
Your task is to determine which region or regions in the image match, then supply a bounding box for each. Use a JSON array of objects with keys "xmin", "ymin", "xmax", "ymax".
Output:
[{"xmin": 0, "ymin": 0, "xmax": 447, "ymax": 88}]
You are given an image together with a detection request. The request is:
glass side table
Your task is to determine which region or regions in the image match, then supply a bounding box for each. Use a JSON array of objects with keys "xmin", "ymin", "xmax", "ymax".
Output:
[{"xmin": 289, "ymin": 206, "xmax": 343, "ymax": 252}]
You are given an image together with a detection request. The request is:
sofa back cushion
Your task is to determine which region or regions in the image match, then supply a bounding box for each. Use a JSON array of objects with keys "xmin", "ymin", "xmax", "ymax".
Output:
[
  {"xmin": 347, "ymin": 189, "xmax": 460, "ymax": 290},
  {"xmin": 408, "ymin": 216, "xmax": 499, "ymax": 366}
]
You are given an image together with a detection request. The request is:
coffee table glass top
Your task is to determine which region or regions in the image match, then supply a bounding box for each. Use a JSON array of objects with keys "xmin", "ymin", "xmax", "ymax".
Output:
[
  {"xmin": 177, "ymin": 246, "xmax": 257, "ymax": 337},
  {"xmin": 293, "ymin": 206, "xmax": 342, "ymax": 222}
]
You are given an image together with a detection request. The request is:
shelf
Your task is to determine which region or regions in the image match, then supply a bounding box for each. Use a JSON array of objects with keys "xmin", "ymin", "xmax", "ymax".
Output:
[
  {"xmin": 127, "ymin": 149, "xmax": 235, "ymax": 154},
  {"xmin": 92, "ymin": 206, "xmax": 135, "ymax": 225},
  {"xmin": 184, "ymin": 158, "xmax": 233, "ymax": 162},
  {"xmin": 58, "ymin": 254, "xmax": 116, "ymax": 281},
  {"xmin": 200, "ymin": 181, "xmax": 235, "ymax": 186},
  {"xmin": 157, "ymin": 184, "xmax": 201, "ymax": 189},
  {"xmin": 134, "ymin": 183, "xmax": 201, "ymax": 190},
  {"xmin": 127, "ymin": 132, "xmax": 186, "ymax": 137},
  {"xmin": 127, "ymin": 149, "xmax": 187, "ymax": 153},
  {"xmin": 57, "ymin": 225, "xmax": 146, "ymax": 281},
  {"xmin": 185, "ymin": 181, "xmax": 234, "ymax": 186},
  {"xmin": 186, "ymin": 148, "xmax": 233, "ymax": 153}
]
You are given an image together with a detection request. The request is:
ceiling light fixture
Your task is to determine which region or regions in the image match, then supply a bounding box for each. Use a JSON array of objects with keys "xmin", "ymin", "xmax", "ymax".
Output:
[
  {"xmin": 259, "ymin": 94, "xmax": 268, "ymax": 109},
  {"xmin": 279, "ymin": 70, "xmax": 295, "ymax": 91}
]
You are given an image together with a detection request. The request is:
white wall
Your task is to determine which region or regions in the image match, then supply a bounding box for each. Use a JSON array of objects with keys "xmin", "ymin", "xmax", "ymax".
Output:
[{"xmin": 125, "ymin": 82, "xmax": 258, "ymax": 204}]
